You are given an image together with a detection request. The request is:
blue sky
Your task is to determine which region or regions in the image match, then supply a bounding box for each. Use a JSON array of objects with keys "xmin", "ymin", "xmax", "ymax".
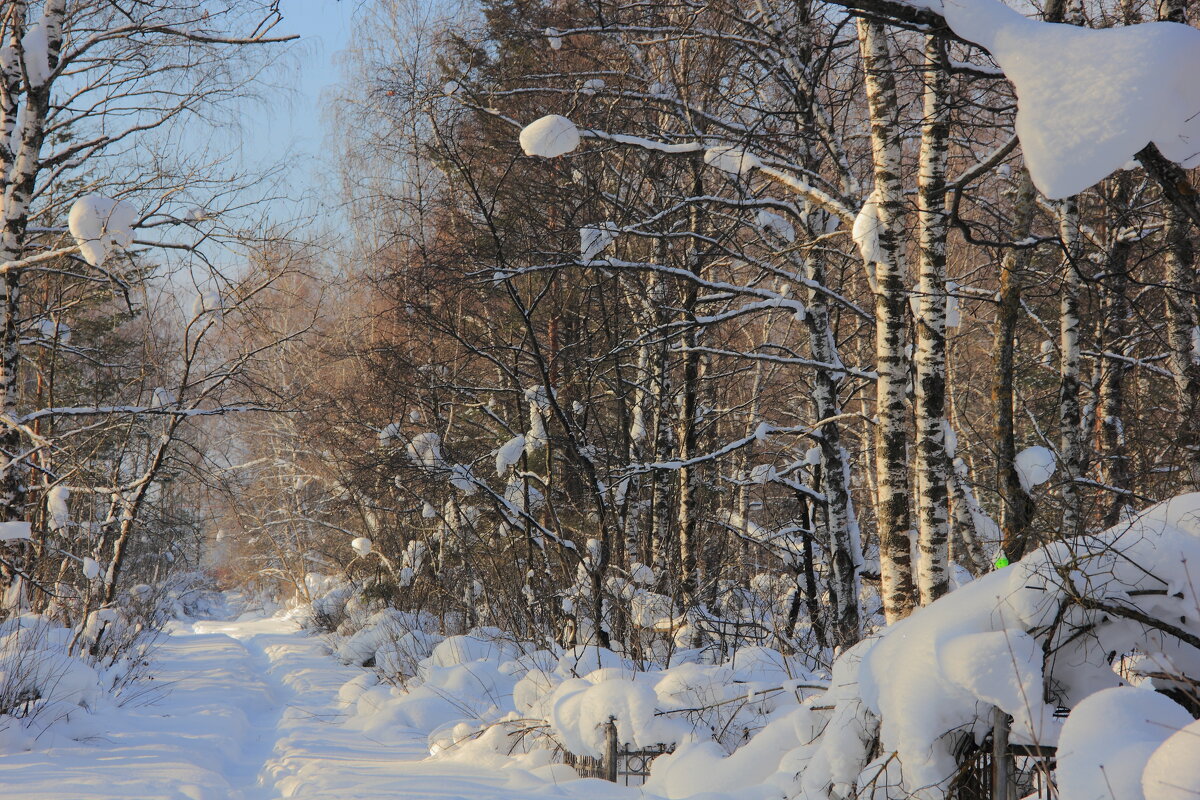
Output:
[{"xmin": 235, "ymin": 1, "xmax": 360, "ymax": 220}]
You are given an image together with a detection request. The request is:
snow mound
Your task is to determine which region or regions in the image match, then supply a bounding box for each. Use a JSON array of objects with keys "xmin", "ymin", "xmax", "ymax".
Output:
[
  {"xmin": 822, "ymin": 492, "xmax": 1200, "ymax": 796},
  {"xmin": 519, "ymin": 115, "xmax": 581, "ymax": 158},
  {"xmin": 68, "ymin": 194, "xmax": 137, "ymax": 268},
  {"xmin": 1143, "ymin": 717, "xmax": 1200, "ymax": 800},
  {"xmin": 350, "ymin": 537, "xmax": 372, "ymax": 556},
  {"xmin": 1057, "ymin": 687, "xmax": 1192, "ymax": 800}
]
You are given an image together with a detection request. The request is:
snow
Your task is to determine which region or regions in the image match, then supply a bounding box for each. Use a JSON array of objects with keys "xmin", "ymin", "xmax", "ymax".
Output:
[
  {"xmin": 81, "ymin": 557, "xmax": 101, "ymax": 580},
  {"xmin": 351, "ymin": 536, "xmax": 373, "ymax": 556},
  {"xmin": 21, "ymin": 20, "xmax": 50, "ymax": 86},
  {"xmin": 379, "ymin": 421, "xmax": 402, "ymax": 444},
  {"xmin": 191, "ymin": 289, "xmax": 222, "ymax": 318},
  {"xmin": 1014, "ymin": 445, "xmax": 1056, "ymax": 492},
  {"xmin": 852, "ymin": 192, "xmax": 884, "ymax": 264},
  {"xmin": 496, "ymin": 434, "xmax": 526, "ymax": 476},
  {"xmin": 1057, "ymin": 687, "xmax": 1192, "ymax": 800},
  {"xmin": 46, "ymin": 485, "xmax": 69, "ymax": 532},
  {"xmin": 545, "ymin": 27, "xmax": 563, "ymax": 49},
  {"xmin": 1142, "ymin": 718, "xmax": 1200, "ymax": 800},
  {"xmin": 581, "ymin": 222, "xmax": 619, "ymax": 260},
  {"xmin": 580, "ymin": 78, "xmax": 605, "ymax": 96},
  {"xmin": 1041, "ymin": 338, "xmax": 1056, "ymax": 367},
  {"xmin": 939, "ymin": 0, "xmax": 1200, "ymax": 198},
  {"xmin": 406, "ymin": 432, "xmax": 444, "ymax": 468},
  {"xmin": 754, "ymin": 210, "xmax": 795, "ymax": 243},
  {"xmin": 33, "ymin": 318, "xmax": 70, "ymax": 343},
  {"xmin": 519, "ymin": 115, "xmax": 581, "ymax": 158},
  {"xmin": 0, "ymin": 521, "xmax": 31, "ymax": 542},
  {"xmin": 68, "ymin": 194, "xmax": 137, "ymax": 268},
  {"xmin": 703, "ymin": 146, "xmax": 762, "ymax": 177},
  {"xmin": 945, "ymin": 281, "xmax": 961, "ymax": 328}
]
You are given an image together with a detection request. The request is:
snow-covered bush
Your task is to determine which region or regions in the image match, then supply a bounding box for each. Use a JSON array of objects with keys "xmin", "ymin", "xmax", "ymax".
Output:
[
  {"xmin": 0, "ymin": 609, "xmax": 157, "ymax": 752},
  {"xmin": 313, "ymin": 494, "xmax": 1200, "ymax": 798}
]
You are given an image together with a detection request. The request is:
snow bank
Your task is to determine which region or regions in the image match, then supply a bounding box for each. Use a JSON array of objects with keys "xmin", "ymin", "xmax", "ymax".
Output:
[
  {"xmin": 812, "ymin": 492, "xmax": 1200, "ymax": 797},
  {"xmin": 318, "ymin": 494, "xmax": 1200, "ymax": 799},
  {"xmin": 939, "ymin": 0, "xmax": 1200, "ymax": 198},
  {"xmin": 520, "ymin": 115, "xmax": 581, "ymax": 158},
  {"xmin": 1057, "ymin": 687, "xmax": 1192, "ymax": 800}
]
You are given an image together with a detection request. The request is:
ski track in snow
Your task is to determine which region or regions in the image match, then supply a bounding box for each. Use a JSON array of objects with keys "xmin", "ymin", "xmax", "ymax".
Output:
[{"xmin": 0, "ymin": 614, "xmax": 600, "ymax": 800}]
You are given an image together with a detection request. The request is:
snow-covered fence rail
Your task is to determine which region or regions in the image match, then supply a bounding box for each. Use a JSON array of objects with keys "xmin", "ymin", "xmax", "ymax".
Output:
[
  {"xmin": 559, "ymin": 717, "xmax": 675, "ymax": 786},
  {"xmin": 950, "ymin": 738, "xmax": 1057, "ymax": 800}
]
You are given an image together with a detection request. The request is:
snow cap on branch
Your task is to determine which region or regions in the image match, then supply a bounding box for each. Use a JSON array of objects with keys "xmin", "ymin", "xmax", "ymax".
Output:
[
  {"xmin": 68, "ymin": 194, "xmax": 137, "ymax": 268},
  {"xmin": 703, "ymin": 146, "xmax": 761, "ymax": 177},
  {"xmin": 580, "ymin": 222, "xmax": 618, "ymax": 260},
  {"xmin": 81, "ymin": 557, "xmax": 101, "ymax": 580},
  {"xmin": 938, "ymin": 0, "xmax": 1200, "ymax": 198},
  {"xmin": 519, "ymin": 115, "xmax": 581, "ymax": 158}
]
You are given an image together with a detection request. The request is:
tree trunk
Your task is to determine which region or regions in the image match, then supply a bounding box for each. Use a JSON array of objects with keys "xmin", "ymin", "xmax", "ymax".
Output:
[
  {"xmin": 1058, "ymin": 199, "xmax": 1086, "ymax": 538},
  {"xmin": 858, "ymin": 19, "xmax": 916, "ymax": 623},
  {"xmin": 994, "ymin": 172, "xmax": 1038, "ymax": 561},
  {"xmin": 913, "ymin": 35, "xmax": 951, "ymax": 606}
]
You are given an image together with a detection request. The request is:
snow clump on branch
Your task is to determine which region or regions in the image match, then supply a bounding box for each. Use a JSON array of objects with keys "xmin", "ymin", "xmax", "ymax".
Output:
[
  {"xmin": 1014, "ymin": 445, "xmax": 1056, "ymax": 492},
  {"xmin": 68, "ymin": 194, "xmax": 137, "ymax": 268},
  {"xmin": 518, "ymin": 115, "xmax": 581, "ymax": 158},
  {"xmin": 703, "ymin": 146, "xmax": 762, "ymax": 177},
  {"xmin": 937, "ymin": 0, "xmax": 1200, "ymax": 198},
  {"xmin": 580, "ymin": 222, "xmax": 619, "ymax": 260}
]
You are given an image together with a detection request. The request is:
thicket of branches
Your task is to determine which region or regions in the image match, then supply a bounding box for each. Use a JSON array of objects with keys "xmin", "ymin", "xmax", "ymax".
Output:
[
  {"xmin": 220, "ymin": 0, "xmax": 1200, "ymax": 663},
  {"xmin": 0, "ymin": 0, "xmax": 306, "ymax": 672}
]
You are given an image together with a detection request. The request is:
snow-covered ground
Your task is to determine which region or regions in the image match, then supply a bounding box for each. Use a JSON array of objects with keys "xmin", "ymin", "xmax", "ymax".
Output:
[{"xmin": 0, "ymin": 610, "xmax": 625, "ymax": 800}]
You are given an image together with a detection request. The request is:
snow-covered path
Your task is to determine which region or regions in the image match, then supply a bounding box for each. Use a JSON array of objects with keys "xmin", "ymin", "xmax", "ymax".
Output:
[{"xmin": 0, "ymin": 614, "xmax": 608, "ymax": 800}]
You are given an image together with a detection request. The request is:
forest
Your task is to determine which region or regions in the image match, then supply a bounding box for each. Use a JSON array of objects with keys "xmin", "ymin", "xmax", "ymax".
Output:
[{"xmin": 1, "ymin": 0, "xmax": 1200, "ymax": 798}]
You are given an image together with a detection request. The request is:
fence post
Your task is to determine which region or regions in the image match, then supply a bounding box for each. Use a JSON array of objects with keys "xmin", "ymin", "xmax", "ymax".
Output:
[
  {"xmin": 992, "ymin": 707, "xmax": 1011, "ymax": 800},
  {"xmin": 604, "ymin": 717, "xmax": 619, "ymax": 782}
]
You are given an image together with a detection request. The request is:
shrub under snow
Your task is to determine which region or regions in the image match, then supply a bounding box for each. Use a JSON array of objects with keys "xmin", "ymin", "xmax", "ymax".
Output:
[{"xmin": 317, "ymin": 493, "xmax": 1200, "ymax": 799}]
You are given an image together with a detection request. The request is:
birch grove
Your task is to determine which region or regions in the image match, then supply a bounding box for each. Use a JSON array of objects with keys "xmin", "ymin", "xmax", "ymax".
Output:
[{"xmin": 169, "ymin": 0, "xmax": 1188, "ymax": 672}]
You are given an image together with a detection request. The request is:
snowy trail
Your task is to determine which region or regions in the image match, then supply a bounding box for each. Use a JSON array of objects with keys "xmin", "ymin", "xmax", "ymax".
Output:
[{"xmin": 0, "ymin": 614, "xmax": 610, "ymax": 800}]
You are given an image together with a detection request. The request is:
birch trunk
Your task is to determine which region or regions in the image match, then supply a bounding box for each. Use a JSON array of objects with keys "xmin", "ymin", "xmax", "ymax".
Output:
[
  {"xmin": 1097, "ymin": 179, "xmax": 1133, "ymax": 527},
  {"xmin": 1058, "ymin": 199, "xmax": 1085, "ymax": 538},
  {"xmin": 858, "ymin": 19, "xmax": 916, "ymax": 623},
  {"xmin": 0, "ymin": 2, "xmax": 63, "ymax": 523},
  {"xmin": 803, "ymin": 245, "xmax": 863, "ymax": 647},
  {"xmin": 913, "ymin": 36, "xmax": 951, "ymax": 606},
  {"xmin": 994, "ymin": 173, "xmax": 1038, "ymax": 560}
]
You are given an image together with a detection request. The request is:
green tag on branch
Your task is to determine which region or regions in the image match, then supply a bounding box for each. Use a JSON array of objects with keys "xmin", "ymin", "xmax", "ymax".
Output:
[{"xmin": 994, "ymin": 554, "xmax": 1010, "ymax": 569}]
